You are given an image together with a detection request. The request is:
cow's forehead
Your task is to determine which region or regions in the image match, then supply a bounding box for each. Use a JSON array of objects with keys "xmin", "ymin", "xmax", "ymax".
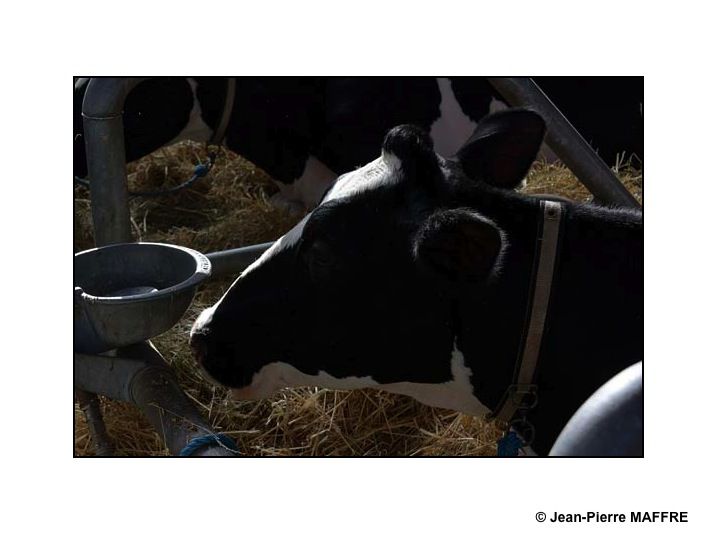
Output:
[
  {"xmin": 322, "ymin": 152, "xmax": 401, "ymax": 204},
  {"xmin": 241, "ymin": 152, "xmax": 402, "ymax": 277}
]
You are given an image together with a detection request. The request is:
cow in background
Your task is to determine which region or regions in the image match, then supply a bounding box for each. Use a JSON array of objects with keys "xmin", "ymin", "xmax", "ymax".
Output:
[{"xmin": 74, "ymin": 77, "xmax": 642, "ymax": 209}]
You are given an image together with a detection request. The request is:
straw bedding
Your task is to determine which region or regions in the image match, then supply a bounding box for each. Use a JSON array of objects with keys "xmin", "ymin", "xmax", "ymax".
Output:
[{"xmin": 73, "ymin": 141, "xmax": 642, "ymax": 456}]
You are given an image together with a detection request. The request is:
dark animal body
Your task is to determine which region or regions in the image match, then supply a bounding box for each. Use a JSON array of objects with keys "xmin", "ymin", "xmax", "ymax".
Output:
[
  {"xmin": 189, "ymin": 110, "xmax": 642, "ymax": 455},
  {"xmin": 74, "ymin": 77, "xmax": 643, "ymax": 207}
]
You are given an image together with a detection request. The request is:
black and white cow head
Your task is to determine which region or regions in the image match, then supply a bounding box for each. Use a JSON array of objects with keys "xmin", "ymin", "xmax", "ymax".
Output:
[{"xmin": 190, "ymin": 109, "xmax": 546, "ymax": 412}]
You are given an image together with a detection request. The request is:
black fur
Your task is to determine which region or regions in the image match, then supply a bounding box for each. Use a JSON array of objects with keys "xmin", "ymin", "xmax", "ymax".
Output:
[
  {"xmin": 192, "ymin": 111, "xmax": 642, "ymax": 455},
  {"xmin": 73, "ymin": 77, "xmax": 643, "ymax": 185},
  {"xmin": 413, "ymin": 208, "xmax": 503, "ymax": 285}
]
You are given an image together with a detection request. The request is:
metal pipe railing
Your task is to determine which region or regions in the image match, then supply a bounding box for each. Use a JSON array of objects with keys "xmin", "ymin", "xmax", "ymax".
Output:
[
  {"xmin": 82, "ymin": 77, "xmax": 148, "ymax": 246},
  {"xmin": 75, "ymin": 342, "xmax": 236, "ymax": 456},
  {"xmin": 487, "ymin": 78, "xmax": 641, "ymax": 210},
  {"xmin": 205, "ymin": 242, "xmax": 273, "ymax": 278},
  {"xmin": 79, "ymin": 78, "xmax": 237, "ymax": 456},
  {"xmin": 79, "ymin": 78, "xmax": 143, "ymax": 456}
]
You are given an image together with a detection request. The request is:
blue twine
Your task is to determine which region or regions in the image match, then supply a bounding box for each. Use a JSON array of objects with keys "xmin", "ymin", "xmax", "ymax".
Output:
[
  {"xmin": 76, "ymin": 150, "xmax": 217, "ymax": 198},
  {"xmin": 179, "ymin": 433, "xmax": 239, "ymax": 456},
  {"xmin": 194, "ymin": 164, "xmax": 210, "ymax": 177},
  {"xmin": 497, "ymin": 431, "xmax": 525, "ymax": 457}
]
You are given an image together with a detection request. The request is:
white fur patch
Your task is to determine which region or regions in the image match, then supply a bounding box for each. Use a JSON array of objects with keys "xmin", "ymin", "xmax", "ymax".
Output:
[
  {"xmin": 190, "ymin": 304, "xmax": 215, "ymax": 337},
  {"xmin": 488, "ymin": 96, "xmax": 507, "ymax": 114},
  {"xmin": 322, "ymin": 153, "xmax": 399, "ymax": 204},
  {"xmin": 276, "ymin": 155, "xmax": 338, "ymax": 208},
  {"xmin": 231, "ymin": 341, "xmax": 489, "ymax": 416},
  {"xmin": 240, "ymin": 213, "xmax": 312, "ymax": 277},
  {"xmin": 429, "ymin": 77, "xmax": 479, "ymax": 157},
  {"xmin": 382, "ymin": 346, "xmax": 489, "ymax": 416},
  {"xmin": 169, "ymin": 78, "xmax": 213, "ymax": 144}
]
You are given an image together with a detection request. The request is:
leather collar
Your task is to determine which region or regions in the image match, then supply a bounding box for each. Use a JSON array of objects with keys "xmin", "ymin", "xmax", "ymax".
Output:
[{"xmin": 488, "ymin": 199, "xmax": 564, "ymax": 426}]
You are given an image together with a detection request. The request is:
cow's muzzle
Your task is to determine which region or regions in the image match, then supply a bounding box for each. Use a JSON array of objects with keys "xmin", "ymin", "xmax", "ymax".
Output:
[{"xmin": 189, "ymin": 329, "xmax": 225, "ymax": 388}]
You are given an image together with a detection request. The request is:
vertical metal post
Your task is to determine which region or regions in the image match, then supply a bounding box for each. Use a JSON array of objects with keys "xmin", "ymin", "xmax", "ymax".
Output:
[
  {"xmin": 78, "ymin": 78, "xmax": 143, "ymax": 456},
  {"xmin": 487, "ymin": 77, "xmax": 641, "ymax": 209},
  {"xmin": 82, "ymin": 77, "xmax": 147, "ymax": 245}
]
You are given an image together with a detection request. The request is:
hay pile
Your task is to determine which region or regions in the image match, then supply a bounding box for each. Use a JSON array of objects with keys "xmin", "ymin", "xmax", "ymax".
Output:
[{"xmin": 74, "ymin": 141, "xmax": 642, "ymax": 456}]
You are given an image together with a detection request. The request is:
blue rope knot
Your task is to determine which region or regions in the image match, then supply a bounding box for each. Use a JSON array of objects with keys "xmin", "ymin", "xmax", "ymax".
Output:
[
  {"xmin": 497, "ymin": 430, "xmax": 525, "ymax": 457},
  {"xmin": 193, "ymin": 163, "xmax": 211, "ymax": 177},
  {"xmin": 179, "ymin": 433, "xmax": 239, "ymax": 456}
]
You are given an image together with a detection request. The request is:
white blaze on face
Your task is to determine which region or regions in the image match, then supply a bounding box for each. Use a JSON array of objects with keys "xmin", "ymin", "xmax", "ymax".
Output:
[
  {"xmin": 322, "ymin": 152, "xmax": 400, "ymax": 204},
  {"xmin": 231, "ymin": 341, "xmax": 489, "ymax": 417}
]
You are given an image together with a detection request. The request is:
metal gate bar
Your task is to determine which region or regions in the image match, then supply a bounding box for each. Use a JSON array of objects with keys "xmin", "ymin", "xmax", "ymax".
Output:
[{"xmin": 75, "ymin": 343, "xmax": 235, "ymax": 456}]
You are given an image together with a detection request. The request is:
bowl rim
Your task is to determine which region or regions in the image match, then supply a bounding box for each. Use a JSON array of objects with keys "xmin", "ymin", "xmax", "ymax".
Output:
[{"xmin": 74, "ymin": 242, "xmax": 212, "ymax": 305}]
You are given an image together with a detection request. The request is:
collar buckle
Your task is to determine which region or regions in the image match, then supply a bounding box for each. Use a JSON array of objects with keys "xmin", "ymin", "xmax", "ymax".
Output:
[{"xmin": 507, "ymin": 383, "xmax": 539, "ymax": 410}]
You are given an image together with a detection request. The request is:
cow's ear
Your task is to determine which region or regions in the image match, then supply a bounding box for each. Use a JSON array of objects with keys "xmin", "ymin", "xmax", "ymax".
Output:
[
  {"xmin": 413, "ymin": 208, "xmax": 504, "ymax": 284},
  {"xmin": 455, "ymin": 109, "xmax": 545, "ymax": 189}
]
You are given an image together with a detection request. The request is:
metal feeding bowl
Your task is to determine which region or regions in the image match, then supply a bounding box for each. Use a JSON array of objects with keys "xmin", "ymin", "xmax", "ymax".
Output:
[{"xmin": 74, "ymin": 242, "xmax": 211, "ymax": 354}]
